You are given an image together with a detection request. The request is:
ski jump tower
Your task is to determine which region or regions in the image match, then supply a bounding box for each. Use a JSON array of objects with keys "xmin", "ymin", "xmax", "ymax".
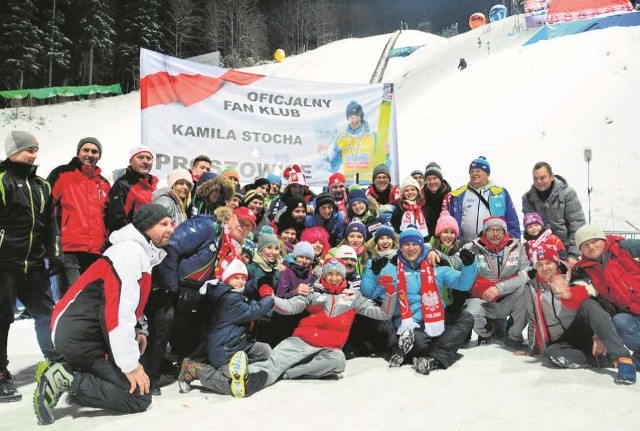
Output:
[{"xmin": 511, "ymin": 0, "xmax": 525, "ymax": 33}]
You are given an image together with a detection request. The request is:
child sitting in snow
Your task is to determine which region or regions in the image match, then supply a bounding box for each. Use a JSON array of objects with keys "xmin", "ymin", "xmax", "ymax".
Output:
[
  {"xmin": 250, "ymin": 257, "xmax": 397, "ymax": 388},
  {"xmin": 177, "ymin": 258, "xmax": 275, "ymax": 398},
  {"xmin": 523, "ymin": 212, "xmax": 567, "ymax": 264}
]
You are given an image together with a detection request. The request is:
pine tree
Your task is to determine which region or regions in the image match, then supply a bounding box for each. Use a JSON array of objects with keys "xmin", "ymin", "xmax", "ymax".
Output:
[
  {"xmin": 39, "ymin": 0, "xmax": 72, "ymax": 87},
  {"xmin": 77, "ymin": 0, "xmax": 116, "ymax": 85},
  {"xmin": 0, "ymin": 0, "xmax": 46, "ymax": 89},
  {"xmin": 114, "ymin": 0, "xmax": 164, "ymax": 91}
]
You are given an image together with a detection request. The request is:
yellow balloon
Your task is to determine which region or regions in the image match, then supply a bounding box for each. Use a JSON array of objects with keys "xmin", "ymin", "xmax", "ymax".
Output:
[{"xmin": 274, "ymin": 49, "xmax": 285, "ymax": 62}]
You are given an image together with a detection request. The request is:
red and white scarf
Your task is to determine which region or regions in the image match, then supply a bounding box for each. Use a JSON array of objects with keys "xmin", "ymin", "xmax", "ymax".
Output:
[
  {"xmin": 400, "ymin": 202, "xmax": 428, "ymax": 237},
  {"xmin": 397, "ymin": 259, "xmax": 445, "ymax": 337}
]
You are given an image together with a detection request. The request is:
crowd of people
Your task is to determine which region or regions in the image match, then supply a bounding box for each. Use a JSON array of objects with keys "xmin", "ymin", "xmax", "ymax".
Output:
[{"xmin": 0, "ymin": 130, "xmax": 638, "ymax": 425}]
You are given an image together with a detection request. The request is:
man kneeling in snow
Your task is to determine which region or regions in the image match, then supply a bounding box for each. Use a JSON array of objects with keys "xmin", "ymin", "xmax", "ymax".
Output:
[{"xmin": 33, "ymin": 204, "xmax": 174, "ymax": 425}]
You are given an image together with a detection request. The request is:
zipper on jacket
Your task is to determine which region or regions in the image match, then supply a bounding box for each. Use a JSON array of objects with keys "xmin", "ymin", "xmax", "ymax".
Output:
[{"xmin": 24, "ymin": 179, "xmax": 36, "ymax": 274}]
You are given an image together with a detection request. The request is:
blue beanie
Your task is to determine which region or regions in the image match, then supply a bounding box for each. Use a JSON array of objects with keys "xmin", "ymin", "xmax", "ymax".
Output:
[
  {"xmin": 399, "ymin": 225, "xmax": 424, "ymax": 246},
  {"xmin": 346, "ymin": 101, "xmax": 364, "ymax": 119},
  {"xmin": 346, "ymin": 221, "xmax": 367, "ymax": 238},
  {"xmin": 347, "ymin": 188, "xmax": 368, "ymax": 207},
  {"xmin": 198, "ymin": 171, "xmax": 218, "ymax": 184},
  {"xmin": 374, "ymin": 224, "xmax": 395, "ymax": 240},
  {"xmin": 469, "ymin": 156, "xmax": 490, "ymax": 175},
  {"xmin": 267, "ymin": 174, "xmax": 282, "ymax": 187},
  {"xmin": 292, "ymin": 241, "xmax": 315, "ymax": 259}
]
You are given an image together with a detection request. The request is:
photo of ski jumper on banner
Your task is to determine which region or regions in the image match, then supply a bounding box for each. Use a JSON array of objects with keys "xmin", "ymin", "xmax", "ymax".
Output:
[{"xmin": 139, "ymin": 49, "xmax": 398, "ymax": 186}]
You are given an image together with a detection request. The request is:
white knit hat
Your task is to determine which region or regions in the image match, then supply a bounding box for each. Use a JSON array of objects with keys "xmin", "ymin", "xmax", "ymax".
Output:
[
  {"xmin": 400, "ymin": 176, "xmax": 420, "ymax": 193},
  {"xmin": 222, "ymin": 258, "xmax": 248, "ymax": 284},
  {"xmin": 575, "ymin": 224, "xmax": 606, "ymax": 248},
  {"xmin": 335, "ymin": 245, "xmax": 357, "ymax": 260},
  {"xmin": 129, "ymin": 145, "xmax": 154, "ymax": 160},
  {"xmin": 167, "ymin": 168, "xmax": 193, "ymax": 189}
]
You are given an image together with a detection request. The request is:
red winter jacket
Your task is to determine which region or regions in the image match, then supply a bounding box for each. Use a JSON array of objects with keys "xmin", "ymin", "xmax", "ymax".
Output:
[
  {"xmin": 106, "ymin": 167, "xmax": 158, "ymax": 233},
  {"xmin": 48, "ymin": 158, "xmax": 110, "ymax": 255},
  {"xmin": 565, "ymin": 236, "xmax": 640, "ymax": 314}
]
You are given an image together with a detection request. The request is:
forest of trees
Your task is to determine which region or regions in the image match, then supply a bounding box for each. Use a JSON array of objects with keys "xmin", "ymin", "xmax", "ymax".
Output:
[{"xmin": 0, "ymin": 0, "xmax": 423, "ymax": 94}]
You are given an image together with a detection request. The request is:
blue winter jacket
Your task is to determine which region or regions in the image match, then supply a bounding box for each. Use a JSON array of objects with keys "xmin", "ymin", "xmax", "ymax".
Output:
[
  {"xmin": 155, "ymin": 216, "xmax": 222, "ymax": 293},
  {"xmin": 304, "ymin": 205, "xmax": 346, "ymax": 247},
  {"xmin": 361, "ymin": 243, "xmax": 478, "ymax": 324},
  {"xmin": 447, "ymin": 183, "xmax": 521, "ymax": 241},
  {"xmin": 206, "ymin": 282, "xmax": 274, "ymax": 368}
]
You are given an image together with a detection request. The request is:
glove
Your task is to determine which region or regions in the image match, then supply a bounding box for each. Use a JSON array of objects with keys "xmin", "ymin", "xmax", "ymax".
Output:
[
  {"xmin": 47, "ymin": 255, "xmax": 64, "ymax": 276},
  {"xmin": 459, "ymin": 248, "xmax": 476, "ymax": 266},
  {"xmin": 257, "ymin": 275, "xmax": 273, "ymax": 288},
  {"xmin": 259, "ymin": 284, "xmax": 274, "ymax": 298},
  {"xmin": 527, "ymin": 268, "xmax": 537, "ymax": 280},
  {"xmin": 371, "ymin": 257, "xmax": 389, "ymax": 275},
  {"xmin": 378, "ymin": 274, "xmax": 396, "ymax": 295}
]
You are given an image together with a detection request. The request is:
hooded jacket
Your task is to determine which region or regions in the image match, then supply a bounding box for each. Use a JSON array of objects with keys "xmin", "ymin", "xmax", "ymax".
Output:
[
  {"xmin": 51, "ymin": 224, "xmax": 166, "ymax": 374},
  {"xmin": 304, "ymin": 200, "xmax": 345, "ymax": 247},
  {"xmin": 47, "ymin": 157, "xmax": 110, "ymax": 255},
  {"xmin": 565, "ymin": 236, "xmax": 640, "ymax": 314},
  {"xmin": 206, "ymin": 282, "xmax": 274, "ymax": 368},
  {"xmin": 522, "ymin": 175, "xmax": 585, "ymax": 258},
  {"xmin": 153, "ymin": 187, "xmax": 188, "ymax": 226}
]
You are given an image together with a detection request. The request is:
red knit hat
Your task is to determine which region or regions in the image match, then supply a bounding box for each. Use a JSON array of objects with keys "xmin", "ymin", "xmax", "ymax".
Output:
[
  {"xmin": 328, "ymin": 172, "xmax": 346, "ymax": 186},
  {"xmin": 234, "ymin": 207, "xmax": 256, "ymax": 228},
  {"xmin": 535, "ymin": 244, "xmax": 560, "ymax": 265}
]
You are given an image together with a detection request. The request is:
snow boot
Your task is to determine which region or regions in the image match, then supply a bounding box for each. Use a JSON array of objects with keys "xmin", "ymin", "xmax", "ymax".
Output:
[
  {"xmin": 244, "ymin": 371, "xmax": 268, "ymax": 397},
  {"xmin": 177, "ymin": 358, "xmax": 203, "ymax": 394},
  {"xmin": 0, "ymin": 369, "xmax": 21, "ymax": 403},
  {"xmin": 33, "ymin": 360, "xmax": 74, "ymax": 425},
  {"xmin": 388, "ymin": 330, "xmax": 415, "ymax": 368},
  {"xmin": 548, "ymin": 356, "xmax": 582, "ymax": 369},
  {"xmin": 477, "ymin": 336, "xmax": 492, "ymax": 346},
  {"xmin": 615, "ymin": 357, "xmax": 636, "ymax": 385},
  {"xmin": 413, "ymin": 356, "xmax": 440, "ymax": 375},
  {"xmin": 229, "ymin": 351, "xmax": 249, "ymax": 398}
]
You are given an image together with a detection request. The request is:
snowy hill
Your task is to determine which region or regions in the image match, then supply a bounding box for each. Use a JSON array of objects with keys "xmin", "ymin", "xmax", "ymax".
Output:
[
  {"xmin": 2, "ymin": 13, "xmax": 640, "ymax": 430},
  {"xmin": 1, "ymin": 16, "xmax": 638, "ymax": 228}
]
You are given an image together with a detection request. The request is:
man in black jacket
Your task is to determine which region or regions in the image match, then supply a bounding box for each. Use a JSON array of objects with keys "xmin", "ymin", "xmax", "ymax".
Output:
[{"xmin": 0, "ymin": 131, "xmax": 62, "ymax": 403}]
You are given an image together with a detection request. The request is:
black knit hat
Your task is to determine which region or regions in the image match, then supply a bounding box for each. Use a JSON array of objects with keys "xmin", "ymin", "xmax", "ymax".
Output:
[
  {"xmin": 132, "ymin": 204, "xmax": 171, "ymax": 232},
  {"xmin": 77, "ymin": 137, "xmax": 102, "ymax": 157},
  {"xmin": 315, "ymin": 193, "xmax": 335, "ymax": 210},
  {"xmin": 424, "ymin": 162, "xmax": 443, "ymax": 180},
  {"xmin": 253, "ymin": 177, "xmax": 270, "ymax": 189}
]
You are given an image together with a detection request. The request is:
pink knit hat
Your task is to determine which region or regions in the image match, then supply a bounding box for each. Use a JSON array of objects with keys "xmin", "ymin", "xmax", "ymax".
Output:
[{"xmin": 435, "ymin": 210, "xmax": 459, "ymax": 237}]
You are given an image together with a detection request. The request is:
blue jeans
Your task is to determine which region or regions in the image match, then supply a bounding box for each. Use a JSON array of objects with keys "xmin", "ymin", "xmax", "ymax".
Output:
[{"xmin": 612, "ymin": 312, "xmax": 640, "ymax": 353}]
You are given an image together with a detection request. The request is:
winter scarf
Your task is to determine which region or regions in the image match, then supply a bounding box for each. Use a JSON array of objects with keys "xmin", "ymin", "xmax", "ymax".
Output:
[
  {"xmin": 397, "ymin": 259, "xmax": 445, "ymax": 337},
  {"xmin": 400, "ymin": 201, "xmax": 428, "ymax": 237}
]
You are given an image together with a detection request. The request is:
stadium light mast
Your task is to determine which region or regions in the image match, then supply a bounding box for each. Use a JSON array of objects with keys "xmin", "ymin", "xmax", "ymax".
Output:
[{"xmin": 583, "ymin": 147, "xmax": 593, "ymax": 224}]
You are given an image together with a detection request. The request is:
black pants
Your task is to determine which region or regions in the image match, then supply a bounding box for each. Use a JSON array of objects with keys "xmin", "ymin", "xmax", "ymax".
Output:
[
  {"xmin": 408, "ymin": 311, "xmax": 475, "ymax": 368},
  {"xmin": 344, "ymin": 314, "xmax": 397, "ymax": 358},
  {"xmin": 141, "ymin": 289, "xmax": 174, "ymax": 382},
  {"xmin": 57, "ymin": 252, "xmax": 100, "ymax": 296},
  {"xmin": 170, "ymin": 285, "xmax": 211, "ymax": 361},
  {"xmin": 0, "ymin": 266, "xmax": 57, "ymax": 370},
  {"xmin": 69, "ymin": 355, "xmax": 151, "ymax": 413},
  {"xmin": 546, "ymin": 299, "xmax": 630, "ymax": 366}
]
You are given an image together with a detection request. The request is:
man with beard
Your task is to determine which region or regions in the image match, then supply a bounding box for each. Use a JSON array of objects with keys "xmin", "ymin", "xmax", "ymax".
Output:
[
  {"xmin": 33, "ymin": 204, "xmax": 174, "ymax": 424},
  {"xmin": 327, "ymin": 173, "xmax": 348, "ymax": 218},
  {"xmin": 107, "ymin": 146, "xmax": 158, "ymax": 233},
  {"xmin": 47, "ymin": 137, "xmax": 111, "ymax": 295}
]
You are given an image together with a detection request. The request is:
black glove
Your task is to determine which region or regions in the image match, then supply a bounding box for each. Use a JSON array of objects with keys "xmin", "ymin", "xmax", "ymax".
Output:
[
  {"xmin": 459, "ymin": 248, "xmax": 476, "ymax": 266},
  {"xmin": 257, "ymin": 275, "xmax": 273, "ymax": 288},
  {"xmin": 47, "ymin": 255, "xmax": 64, "ymax": 276},
  {"xmin": 371, "ymin": 257, "xmax": 389, "ymax": 275},
  {"xmin": 527, "ymin": 268, "xmax": 537, "ymax": 280}
]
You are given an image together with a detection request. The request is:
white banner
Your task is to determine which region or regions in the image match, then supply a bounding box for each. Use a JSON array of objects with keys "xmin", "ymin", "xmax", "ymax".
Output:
[{"xmin": 140, "ymin": 48, "xmax": 398, "ymax": 186}]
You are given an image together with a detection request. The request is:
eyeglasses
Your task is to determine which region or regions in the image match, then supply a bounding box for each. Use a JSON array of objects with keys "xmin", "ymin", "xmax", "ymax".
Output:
[{"xmin": 485, "ymin": 228, "xmax": 505, "ymax": 234}]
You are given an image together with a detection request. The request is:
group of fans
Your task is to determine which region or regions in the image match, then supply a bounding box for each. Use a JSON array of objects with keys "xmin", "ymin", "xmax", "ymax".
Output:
[{"xmin": 0, "ymin": 130, "xmax": 638, "ymax": 425}]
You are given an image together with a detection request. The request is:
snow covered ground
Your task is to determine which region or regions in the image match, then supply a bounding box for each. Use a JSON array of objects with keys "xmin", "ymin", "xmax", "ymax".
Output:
[
  {"xmin": 2, "ymin": 12, "xmax": 640, "ymax": 429},
  {"xmin": 4, "ymin": 318, "xmax": 637, "ymax": 430}
]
